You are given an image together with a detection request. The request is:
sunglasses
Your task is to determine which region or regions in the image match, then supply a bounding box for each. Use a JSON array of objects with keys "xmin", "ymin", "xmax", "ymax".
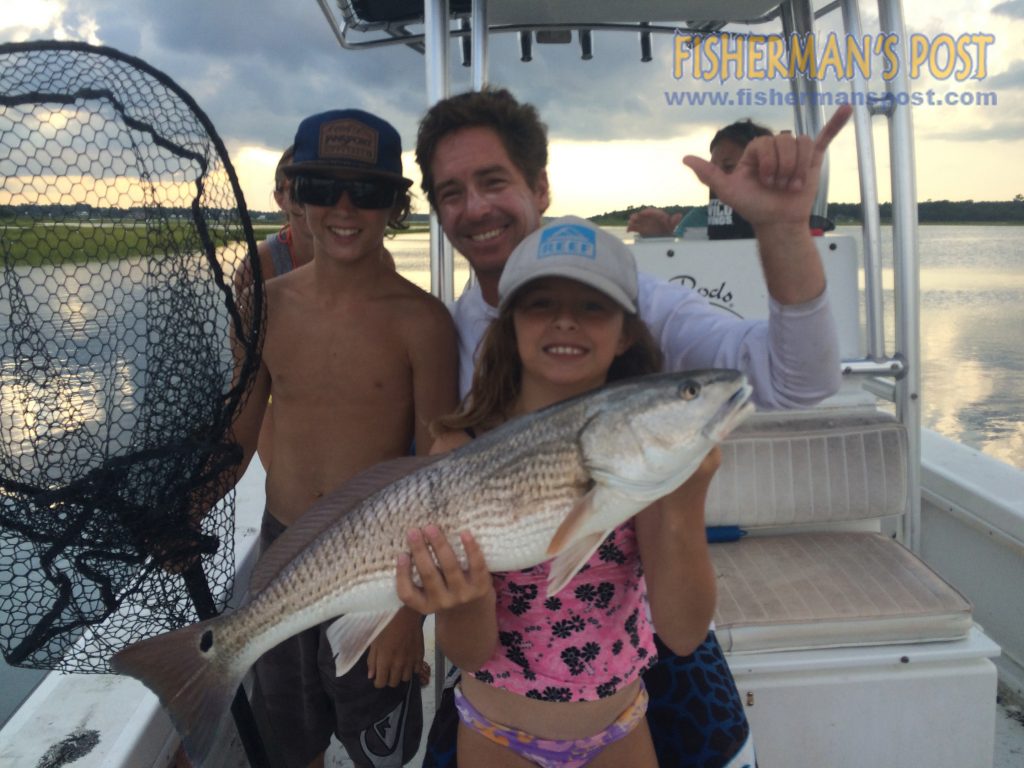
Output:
[{"xmin": 292, "ymin": 176, "xmax": 399, "ymax": 209}]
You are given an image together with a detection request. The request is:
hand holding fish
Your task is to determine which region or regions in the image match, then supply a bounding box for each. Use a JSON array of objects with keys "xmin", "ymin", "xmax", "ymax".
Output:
[
  {"xmin": 678, "ymin": 444, "xmax": 722, "ymax": 498},
  {"xmin": 397, "ymin": 526, "xmax": 499, "ymax": 673},
  {"xmin": 396, "ymin": 526, "xmax": 495, "ymax": 615},
  {"xmin": 635, "ymin": 446, "xmax": 722, "ymax": 656}
]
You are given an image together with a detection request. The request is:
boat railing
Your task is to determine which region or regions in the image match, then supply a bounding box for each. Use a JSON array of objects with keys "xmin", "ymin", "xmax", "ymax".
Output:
[
  {"xmin": 317, "ymin": 0, "xmax": 927, "ymax": 551},
  {"xmin": 317, "ymin": 2, "xmax": 990, "ymax": 710},
  {"xmin": 315, "ymin": 0, "xmax": 784, "ymax": 52}
]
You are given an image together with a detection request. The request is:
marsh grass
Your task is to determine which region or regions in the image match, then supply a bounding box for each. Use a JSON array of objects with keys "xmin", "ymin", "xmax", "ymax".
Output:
[
  {"xmin": 0, "ymin": 219, "xmax": 280, "ymax": 267},
  {"xmin": 1, "ymin": 218, "xmax": 427, "ymax": 268}
]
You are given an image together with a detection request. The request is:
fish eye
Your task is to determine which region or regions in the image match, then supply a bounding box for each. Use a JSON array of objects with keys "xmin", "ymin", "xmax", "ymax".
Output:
[{"xmin": 678, "ymin": 381, "xmax": 701, "ymax": 401}]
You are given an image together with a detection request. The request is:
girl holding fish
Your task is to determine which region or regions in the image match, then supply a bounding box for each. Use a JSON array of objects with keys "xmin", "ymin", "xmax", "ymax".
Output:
[{"xmin": 397, "ymin": 216, "xmax": 721, "ymax": 768}]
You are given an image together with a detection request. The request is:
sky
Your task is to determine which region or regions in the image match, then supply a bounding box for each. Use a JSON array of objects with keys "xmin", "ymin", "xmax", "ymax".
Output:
[{"xmin": 2, "ymin": 0, "xmax": 1023, "ymax": 217}]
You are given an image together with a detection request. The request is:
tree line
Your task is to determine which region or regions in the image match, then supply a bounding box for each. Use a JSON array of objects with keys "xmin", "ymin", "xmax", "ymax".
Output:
[{"xmin": 591, "ymin": 197, "xmax": 1024, "ymax": 227}]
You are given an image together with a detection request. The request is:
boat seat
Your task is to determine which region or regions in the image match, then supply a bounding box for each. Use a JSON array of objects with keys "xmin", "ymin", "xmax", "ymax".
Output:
[
  {"xmin": 706, "ymin": 407, "xmax": 910, "ymax": 526},
  {"xmin": 706, "ymin": 407, "xmax": 973, "ymax": 654},
  {"xmin": 712, "ymin": 531, "xmax": 973, "ymax": 653}
]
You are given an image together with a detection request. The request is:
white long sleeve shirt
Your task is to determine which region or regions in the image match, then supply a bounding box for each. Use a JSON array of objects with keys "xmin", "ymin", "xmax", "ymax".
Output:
[{"xmin": 450, "ymin": 272, "xmax": 840, "ymax": 409}]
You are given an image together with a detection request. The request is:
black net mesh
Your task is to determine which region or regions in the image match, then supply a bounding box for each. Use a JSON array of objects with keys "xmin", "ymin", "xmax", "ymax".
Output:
[{"xmin": 0, "ymin": 41, "xmax": 264, "ymax": 673}]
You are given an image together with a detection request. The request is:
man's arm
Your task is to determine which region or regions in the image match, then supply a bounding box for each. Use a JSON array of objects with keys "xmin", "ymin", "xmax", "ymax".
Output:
[
  {"xmin": 226, "ymin": 358, "xmax": 270, "ymax": 476},
  {"xmin": 643, "ymin": 107, "xmax": 851, "ymax": 407},
  {"xmin": 639, "ymin": 274, "xmax": 840, "ymax": 409},
  {"xmin": 224, "ymin": 276, "xmax": 273, "ymax": 478},
  {"xmin": 157, "ymin": 330, "xmax": 269, "ymax": 573},
  {"xmin": 683, "ymin": 105, "xmax": 852, "ymax": 305}
]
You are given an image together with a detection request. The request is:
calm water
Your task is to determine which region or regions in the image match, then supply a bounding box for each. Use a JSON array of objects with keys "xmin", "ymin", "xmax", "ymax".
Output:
[{"xmin": 388, "ymin": 224, "xmax": 1024, "ymax": 470}]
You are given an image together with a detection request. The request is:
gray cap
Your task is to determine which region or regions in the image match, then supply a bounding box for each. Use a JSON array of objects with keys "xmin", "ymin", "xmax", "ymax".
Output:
[{"xmin": 498, "ymin": 216, "xmax": 638, "ymax": 312}]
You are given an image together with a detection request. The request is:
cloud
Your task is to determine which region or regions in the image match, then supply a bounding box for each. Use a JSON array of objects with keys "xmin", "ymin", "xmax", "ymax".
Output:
[
  {"xmin": 7, "ymin": 3, "xmax": 796, "ymax": 152},
  {"xmin": 992, "ymin": 0, "xmax": 1024, "ymax": 19},
  {"xmin": 0, "ymin": 0, "xmax": 100, "ymax": 44},
  {"xmin": 985, "ymin": 60, "xmax": 1024, "ymax": 90},
  {"xmin": 4, "ymin": 0, "xmax": 1023, "ymax": 207},
  {"xmin": 926, "ymin": 120, "xmax": 1024, "ymax": 142},
  {"xmin": 22, "ymin": 0, "xmax": 435, "ymax": 150},
  {"xmin": 0, "ymin": 5, "xmax": 950, "ymax": 152}
]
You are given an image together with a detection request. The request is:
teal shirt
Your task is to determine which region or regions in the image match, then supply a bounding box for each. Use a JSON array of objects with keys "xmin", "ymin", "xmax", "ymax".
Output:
[{"xmin": 673, "ymin": 206, "xmax": 708, "ymax": 236}]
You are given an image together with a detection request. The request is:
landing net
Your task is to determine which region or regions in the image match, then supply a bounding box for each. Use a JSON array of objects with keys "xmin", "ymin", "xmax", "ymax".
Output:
[{"xmin": 0, "ymin": 41, "xmax": 264, "ymax": 672}]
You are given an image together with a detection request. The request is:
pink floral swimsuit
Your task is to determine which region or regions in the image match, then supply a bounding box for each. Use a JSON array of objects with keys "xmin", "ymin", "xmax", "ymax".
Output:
[{"xmin": 472, "ymin": 521, "xmax": 657, "ymax": 702}]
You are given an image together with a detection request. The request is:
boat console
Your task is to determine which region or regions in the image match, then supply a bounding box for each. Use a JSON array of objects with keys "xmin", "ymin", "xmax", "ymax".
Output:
[{"xmin": 632, "ymin": 233, "xmax": 1000, "ymax": 766}]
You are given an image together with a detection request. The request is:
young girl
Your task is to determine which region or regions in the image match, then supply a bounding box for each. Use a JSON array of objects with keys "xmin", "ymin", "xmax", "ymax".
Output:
[{"xmin": 396, "ymin": 216, "xmax": 720, "ymax": 768}]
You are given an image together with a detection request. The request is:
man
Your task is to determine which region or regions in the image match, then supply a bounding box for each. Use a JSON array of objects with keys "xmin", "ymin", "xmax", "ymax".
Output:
[
  {"xmin": 414, "ymin": 87, "xmax": 848, "ymax": 767},
  {"xmin": 627, "ymin": 118, "xmax": 774, "ymax": 239},
  {"xmin": 231, "ymin": 108, "xmax": 458, "ymax": 768}
]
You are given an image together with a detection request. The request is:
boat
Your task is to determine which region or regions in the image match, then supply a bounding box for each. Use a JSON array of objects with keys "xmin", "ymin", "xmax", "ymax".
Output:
[{"xmin": 1, "ymin": 1, "xmax": 1022, "ymax": 766}]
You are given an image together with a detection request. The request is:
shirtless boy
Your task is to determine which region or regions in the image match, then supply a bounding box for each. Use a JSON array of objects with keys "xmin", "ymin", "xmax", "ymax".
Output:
[
  {"xmin": 246, "ymin": 144, "xmax": 397, "ymax": 475},
  {"xmin": 230, "ymin": 109, "xmax": 458, "ymax": 768}
]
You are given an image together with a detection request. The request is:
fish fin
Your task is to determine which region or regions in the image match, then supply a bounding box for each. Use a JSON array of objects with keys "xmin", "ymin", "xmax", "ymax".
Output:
[
  {"xmin": 110, "ymin": 619, "xmax": 241, "ymax": 766},
  {"xmin": 247, "ymin": 455, "xmax": 441, "ymax": 598},
  {"xmin": 546, "ymin": 531, "xmax": 610, "ymax": 598},
  {"xmin": 547, "ymin": 485, "xmax": 643, "ymax": 559},
  {"xmin": 325, "ymin": 610, "xmax": 398, "ymax": 677},
  {"xmin": 546, "ymin": 488, "xmax": 598, "ymax": 557}
]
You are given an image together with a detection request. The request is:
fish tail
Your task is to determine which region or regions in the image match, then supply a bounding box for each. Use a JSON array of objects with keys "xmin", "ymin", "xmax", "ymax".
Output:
[{"xmin": 111, "ymin": 619, "xmax": 243, "ymax": 765}]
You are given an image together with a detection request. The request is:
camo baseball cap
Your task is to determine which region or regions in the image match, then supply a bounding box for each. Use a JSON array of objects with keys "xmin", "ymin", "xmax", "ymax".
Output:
[
  {"xmin": 499, "ymin": 216, "xmax": 638, "ymax": 313},
  {"xmin": 283, "ymin": 109, "xmax": 412, "ymax": 187}
]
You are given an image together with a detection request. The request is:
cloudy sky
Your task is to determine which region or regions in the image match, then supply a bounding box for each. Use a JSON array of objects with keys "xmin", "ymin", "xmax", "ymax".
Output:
[{"xmin": 2, "ymin": 0, "xmax": 1023, "ymax": 216}]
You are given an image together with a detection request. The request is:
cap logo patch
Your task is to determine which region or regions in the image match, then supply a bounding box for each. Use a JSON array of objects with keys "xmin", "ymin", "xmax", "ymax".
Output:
[
  {"xmin": 538, "ymin": 224, "xmax": 596, "ymax": 260},
  {"xmin": 319, "ymin": 119, "xmax": 378, "ymax": 165}
]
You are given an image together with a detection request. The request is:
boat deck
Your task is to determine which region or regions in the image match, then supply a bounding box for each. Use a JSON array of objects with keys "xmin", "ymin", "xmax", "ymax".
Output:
[
  {"xmin": 220, "ymin": 655, "xmax": 1019, "ymax": 768},
  {"xmin": 995, "ymin": 692, "xmax": 1024, "ymax": 768},
  {"xmin": 2, "ymin": 461, "xmax": 1022, "ymax": 767}
]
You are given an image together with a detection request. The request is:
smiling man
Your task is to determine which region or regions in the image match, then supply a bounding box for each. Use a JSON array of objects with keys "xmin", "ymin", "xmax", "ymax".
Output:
[
  {"xmin": 416, "ymin": 89, "xmax": 846, "ymax": 404},
  {"xmin": 415, "ymin": 87, "xmax": 849, "ymax": 768}
]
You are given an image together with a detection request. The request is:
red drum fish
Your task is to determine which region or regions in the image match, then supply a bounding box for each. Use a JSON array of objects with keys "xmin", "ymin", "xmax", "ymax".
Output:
[{"xmin": 111, "ymin": 369, "xmax": 753, "ymax": 764}]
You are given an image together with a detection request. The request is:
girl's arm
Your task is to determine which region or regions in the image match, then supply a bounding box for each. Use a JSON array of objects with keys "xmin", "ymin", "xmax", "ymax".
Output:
[
  {"xmin": 635, "ymin": 446, "xmax": 721, "ymax": 656},
  {"xmin": 396, "ymin": 526, "xmax": 498, "ymax": 672},
  {"xmin": 394, "ymin": 428, "xmax": 498, "ymax": 672}
]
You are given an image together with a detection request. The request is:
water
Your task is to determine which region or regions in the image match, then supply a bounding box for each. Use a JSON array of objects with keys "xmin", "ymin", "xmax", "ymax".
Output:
[
  {"xmin": 863, "ymin": 224, "xmax": 1023, "ymax": 470},
  {"xmin": 11, "ymin": 225, "xmax": 1014, "ymax": 473},
  {"xmin": 387, "ymin": 224, "xmax": 1024, "ymax": 470},
  {"xmin": 0, "ymin": 253, "xmax": 241, "ymax": 726}
]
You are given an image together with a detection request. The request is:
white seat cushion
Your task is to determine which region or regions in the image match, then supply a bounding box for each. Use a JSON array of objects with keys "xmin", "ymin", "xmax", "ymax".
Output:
[
  {"xmin": 706, "ymin": 408, "xmax": 908, "ymax": 527},
  {"xmin": 712, "ymin": 532, "xmax": 973, "ymax": 653}
]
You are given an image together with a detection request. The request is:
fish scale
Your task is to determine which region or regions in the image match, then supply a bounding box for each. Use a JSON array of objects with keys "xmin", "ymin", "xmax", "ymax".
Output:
[
  {"xmin": 110, "ymin": 369, "xmax": 753, "ymax": 766},
  {"xmin": 255, "ymin": 435, "xmax": 584, "ymax": 624}
]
